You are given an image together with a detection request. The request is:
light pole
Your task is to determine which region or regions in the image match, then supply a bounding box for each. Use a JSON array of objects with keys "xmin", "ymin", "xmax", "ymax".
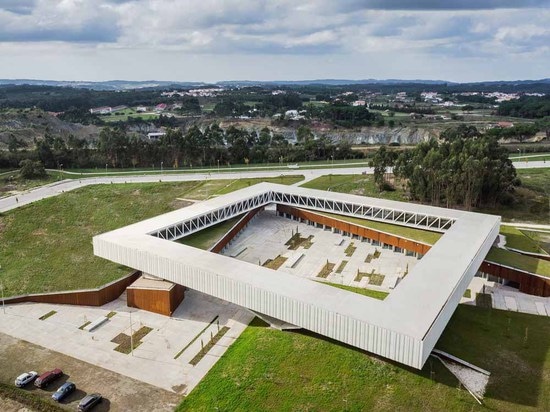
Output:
[
  {"xmin": 517, "ymin": 148, "xmax": 521, "ymax": 163},
  {"xmin": 0, "ymin": 265, "xmax": 5, "ymax": 314},
  {"xmin": 105, "ymin": 163, "xmax": 108, "ymax": 174},
  {"xmin": 129, "ymin": 309, "xmax": 134, "ymax": 356},
  {"xmin": 217, "ymin": 159, "xmax": 220, "ymax": 173},
  {"xmin": 161, "ymin": 161, "xmax": 164, "ymax": 174}
]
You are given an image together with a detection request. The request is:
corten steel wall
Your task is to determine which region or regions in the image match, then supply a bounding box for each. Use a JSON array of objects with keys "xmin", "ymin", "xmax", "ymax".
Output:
[
  {"xmin": 279, "ymin": 205, "xmax": 550, "ymax": 298},
  {"xmin": 480, "ymin": 261, "xmax": 550, "ymax": 297},
  {"xmin": 127, "ymin": 284, "xmax": 185, "ymax": 316},
  {"xmin": 276, "ymin": 205, "xmax": 431, "ymax": 255},
  {"xmin": 210, "ymin": 207, "xmax": 264, "ymax": 253},
  {"xmin": 170, "ymin": 284, "xmax": 185, "ymax": 314},
  {"xmin": 3, "ymin": 271, "xmax": 141, "ymax": 306}
]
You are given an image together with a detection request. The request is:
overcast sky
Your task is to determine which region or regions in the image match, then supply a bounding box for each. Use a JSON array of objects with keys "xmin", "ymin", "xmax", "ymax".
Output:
[{"xmin": 0, "ymin": 0, "xmax": 548, "ymax": 82}]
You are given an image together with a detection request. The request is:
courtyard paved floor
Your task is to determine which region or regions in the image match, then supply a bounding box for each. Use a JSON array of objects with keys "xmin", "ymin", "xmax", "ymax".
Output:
[{"xmin": 223, "ymin": 208, "xmax": 420, "ymax": 294}]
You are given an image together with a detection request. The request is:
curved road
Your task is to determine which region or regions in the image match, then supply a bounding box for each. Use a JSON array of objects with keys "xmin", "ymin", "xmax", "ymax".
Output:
[
  {"xmin": 1, "ymin": 160, "xmax": 548, "ymax": 214},
  {"xmin": 0, "ymin": 166, "xmax": 372, "ymax": 213}
]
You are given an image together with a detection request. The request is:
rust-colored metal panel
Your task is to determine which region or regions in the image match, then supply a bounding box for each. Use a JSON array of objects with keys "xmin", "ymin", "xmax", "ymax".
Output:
[
  {"xmin": 277, "ymin": 204, "xmax": 550, "ymax": 298},
  {"xmin": 3, "ymin": 271, "xmax": 141, "ymax": 306},
  {"xmin": 170, "ymin": 284, "xmax": 186, "ymax": 315},
  {"xmin": 127, "ymin": 288, "xmax": 172, "ymax": 316},
  {"xmin": 211, "ymin": 206, "xmax": 264, "ymax": 253},
  {"xmin": 276, "ymin": 204, "xmax": 431, "ymax": 255}
]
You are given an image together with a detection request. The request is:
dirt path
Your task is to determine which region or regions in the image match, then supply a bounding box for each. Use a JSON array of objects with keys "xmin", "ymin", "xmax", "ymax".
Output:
[{"xmin": 0, "ymin": 332, "xmax": 181, "ymax": 412}]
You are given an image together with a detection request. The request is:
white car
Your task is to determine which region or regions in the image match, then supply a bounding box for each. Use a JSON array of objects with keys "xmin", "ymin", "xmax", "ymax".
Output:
[{"xmin": 15, "ymin": 371, "xmax": 38, "ymax": 387}]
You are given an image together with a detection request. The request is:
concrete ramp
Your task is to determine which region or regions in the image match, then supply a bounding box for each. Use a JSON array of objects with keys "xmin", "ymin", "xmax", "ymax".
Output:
[{"xmin": 432, "ymin": 349, "xmax": 490, "ymax": 404}]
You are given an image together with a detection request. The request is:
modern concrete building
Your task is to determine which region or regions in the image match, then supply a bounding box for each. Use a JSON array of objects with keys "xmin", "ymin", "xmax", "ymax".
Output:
[{"xmin": 93, "ymin": 183, "xmax": 500, "ymax": 369}]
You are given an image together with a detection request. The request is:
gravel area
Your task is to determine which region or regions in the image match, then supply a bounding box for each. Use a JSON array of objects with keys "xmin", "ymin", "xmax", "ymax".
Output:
[{"xmin": 0, "ymin": 332, "xmax": 181, "ymax": 412}]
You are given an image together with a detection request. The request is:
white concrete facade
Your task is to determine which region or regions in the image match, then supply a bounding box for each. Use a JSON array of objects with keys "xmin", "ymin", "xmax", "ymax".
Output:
[{"xmin": 93, "ymin": 183, "xmax": 500, "ymax": 369}]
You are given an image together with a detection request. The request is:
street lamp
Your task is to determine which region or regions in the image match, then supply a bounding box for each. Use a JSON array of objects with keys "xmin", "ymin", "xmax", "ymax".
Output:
[
  {"xmin": 217, "ymin": 159, "xmax": 220, "ymax": 172},
  {"xmin": 129, "ymin": 309, "xmax": 134, "ymax": 356},
  {"xmin": 161, "ymin": 161, "xmax": 164, "ymax": 174},
  {"xmin": 517, "ymin": 148, "xmax": 521, "ymax": 163},
  {"xmin": 0, "ymin": 265, "xmax": 5, "ymax": 315},
  {"xmin": 105, "ymin": 163, "xmax": 108, "ymax": 174}
]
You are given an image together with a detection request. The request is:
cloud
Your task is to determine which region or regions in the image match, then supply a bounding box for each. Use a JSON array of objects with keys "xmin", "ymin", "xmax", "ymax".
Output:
[
  {"xmin": 0, "ymin": 0, "xmax": 36, "ymax": 15},
  {"xmin": 0, "ymin": 1, "xmax": 548, "ymax": 81},
  {"xmin": 324, "ymin": 0, "xmax": 550, "ymax": 11},
  {"xmin": 0, "ymin": 0, "xmax": 120, "ymax": 42}
]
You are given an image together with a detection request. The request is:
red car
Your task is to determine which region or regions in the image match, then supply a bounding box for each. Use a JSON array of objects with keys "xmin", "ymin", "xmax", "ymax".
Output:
[{"xmin": 34, "ymin": 368, "xmax": 63, "ymax": 388}]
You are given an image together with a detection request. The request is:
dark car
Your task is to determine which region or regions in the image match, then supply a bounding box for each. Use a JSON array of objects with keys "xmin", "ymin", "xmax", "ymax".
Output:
[
  {"xmin": 34, "ymin": 368, "xmax": 63, "ymax": 388},
  {"xmin": 77, "ymin": 393, "xmax": 102, "ymax": 411},
  {"xmin": 51, "ymin": 381, "xmax": 75, "ymax": 402}
]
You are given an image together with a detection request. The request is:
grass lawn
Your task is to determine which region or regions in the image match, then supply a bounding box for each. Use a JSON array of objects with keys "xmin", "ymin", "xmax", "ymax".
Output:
[
  {"xmin": 178, "ymin": 217, "xmax": 242, "ymax": 250},
  {"xmin": 521, "ymin": 229, "xmax": 550, "ymax": 255},
  {"xmin": 178, "ymin": 305, "xmax": 550, "ymax": 411},
  {"xmin": 301, "ymin": 174, "xmax": 406, "ymax": 202},
  {"xmin": 500, "ymin": 225, "xmax": 547, "ymax": 254},
  {"xmin": 0, "ymin": 173, "xmax": 58, "ymax": 197},
  {"xmin": 303, "ymin": 172, "xmax": 550, "ymax": 225},
  {"xmin": 99, "ymin": 108, "xmax": 159, "ymax": 123},
  {"xmin": 321, "ymin": 281, "xmax": 389, "ymax": 300},
  {"xmin": 484, "ymin": 169, "xmax": 550, "ymax": 224},
  {"xmin": 0, "ymin": 177, "xmax": 301, "ymax": 297},
  {"xmin": 486, "ymin": 247, "xmax": 550, "ymax": 277},
  {"xmin": 319, "ymin": 211, "xmax": 442, "ymax": 245}
]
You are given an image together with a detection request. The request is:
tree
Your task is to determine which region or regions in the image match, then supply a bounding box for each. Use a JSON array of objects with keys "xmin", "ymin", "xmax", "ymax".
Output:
[
  {"xmin": 393, "ymin": 136, "xmax": 517, "ymax": 209},
  {"xmin": 536, "ymin": 116, "xmax": 550, "ymax": 140},
  {"xmin": 19, "ymin": 159, "xmax": 46, "ymax": 179},
  {"xmin": 296, "ymin": 125, "xmax": 314, "ymax": 143},
  {"xmin": 369, "ymin": 146, "xmax": 396, "ymax": 191}
]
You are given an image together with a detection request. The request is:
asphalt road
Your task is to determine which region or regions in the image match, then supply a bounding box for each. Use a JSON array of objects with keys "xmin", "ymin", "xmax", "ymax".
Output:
[
  {"xmin": 1, "ymin": 161, "xmax": 548, "ymax": 214},
  {"xmin": 0, "ymin": 166, "xmax": 373, "ymax": 213}
]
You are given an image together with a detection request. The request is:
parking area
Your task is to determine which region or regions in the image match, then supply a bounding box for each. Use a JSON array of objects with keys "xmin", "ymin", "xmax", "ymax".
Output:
[
  {"xmin": 0, "ymin": 331, "xmax": 180, "ymax": 411},
  {"xmin": 0, "ymin": 288, "xmax": 254, "ymax": 406}
]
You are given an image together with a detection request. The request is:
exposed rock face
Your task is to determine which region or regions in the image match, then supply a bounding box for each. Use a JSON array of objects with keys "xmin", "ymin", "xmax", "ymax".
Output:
[
  {"xmin": 0, "ymin": 110, "xmax": 99, "ymax": 148},
  {"xmin": 324, "ymin": 127, "xmax": 439, "ymax": 145}
]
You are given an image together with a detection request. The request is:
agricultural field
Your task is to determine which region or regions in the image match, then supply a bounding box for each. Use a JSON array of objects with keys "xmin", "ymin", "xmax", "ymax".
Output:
[{"xmin": 99, "ymin": 108, "xmax": 159, "ymax": 122}]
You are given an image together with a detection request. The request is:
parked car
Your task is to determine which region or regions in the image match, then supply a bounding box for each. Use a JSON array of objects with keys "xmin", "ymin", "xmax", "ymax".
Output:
[
  {"xmin": 14, "ymin": 371, "xmax": 38, "ymax": 387},
  {"xmin": 51, "ymin": 381, "xmax": 75, "ymax": 402},
  {"xmin": 34, "ymin": 368, "xmax": 63, "ymax": 388},
  {"xmin": 77, "ymin": 393, "xmax": 102, "ymax": 411}
]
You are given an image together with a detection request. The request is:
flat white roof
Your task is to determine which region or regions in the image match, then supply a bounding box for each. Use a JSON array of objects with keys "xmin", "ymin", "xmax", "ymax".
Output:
[{"xmin": 94, "ymin": 182, "xmax": 499, "ymax": 368}]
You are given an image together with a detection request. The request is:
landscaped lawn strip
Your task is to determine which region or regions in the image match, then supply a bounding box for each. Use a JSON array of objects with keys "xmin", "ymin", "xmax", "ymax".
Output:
[
  {"xmin": 178, "ymin": 305, "xmax": 550, "ymax": 411},
  {"xmin": 486, "ymin": 247, "xmax": 550, "ymax": 277},
  {"xmin": 499, "ymin": 225, "xmax": 546, "ymax": 254},
  {"xmin": 318, "ymin": 211, "xmax": 442, "ymax": 245}
]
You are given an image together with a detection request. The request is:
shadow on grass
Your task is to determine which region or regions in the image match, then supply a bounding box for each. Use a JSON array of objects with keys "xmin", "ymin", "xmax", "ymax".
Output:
[{"xmin": 279, "ymin": 304, "xmax": 550, "ymax": 408}]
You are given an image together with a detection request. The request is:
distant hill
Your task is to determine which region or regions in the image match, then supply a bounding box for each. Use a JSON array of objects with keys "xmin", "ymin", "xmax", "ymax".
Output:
[{"xmin": 0, "ymin": 78, "xmax": 548, "ymax": 91}]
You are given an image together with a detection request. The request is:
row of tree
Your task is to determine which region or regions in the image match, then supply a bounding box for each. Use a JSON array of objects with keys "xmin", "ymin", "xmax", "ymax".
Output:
[
  {"xmin": 0, "ymin": 125, "xmax": 359, "ymax": 170},
  {"xmin": 370, "ymin": 126, "xmax": 519, "ymax": 209},
  {"xmin": 497, "ymin": 95, "xmax": 550, "ymax": 119}
]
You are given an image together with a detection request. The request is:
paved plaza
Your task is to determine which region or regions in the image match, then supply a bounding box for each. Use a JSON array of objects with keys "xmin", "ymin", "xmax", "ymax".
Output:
[
  {"xmin": 223, "ymin": 208, "xmax": 420, "ymax": 293},
  {"xmin": 0, "ymin": 290, "xmax": 253, "ymax": 394},
  {"xmin": 462, "ymin": 276, "xmax": 550, "ymax": 316}
]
